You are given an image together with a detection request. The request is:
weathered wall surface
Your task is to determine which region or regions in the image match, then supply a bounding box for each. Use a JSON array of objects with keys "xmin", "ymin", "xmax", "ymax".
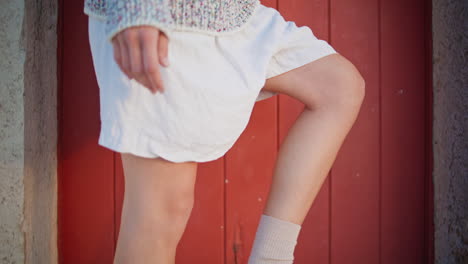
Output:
[
  {"xmin": 0, "ymin": 0, "xmax": 466, "ymax": 263},
  {"xmin": 22, "ymin": 0, "xmax": 59, "ymax": 262},
  {"xmin": 432, "ymin": 0, "xmax": 468, "ymax": 263},
  {"xmin": 0, "ymin": 0, "xmax": 58, "ymax": 263},
  {"xmin": 0, "ymin": 1, "xmax": 26, "ymax": 263}
]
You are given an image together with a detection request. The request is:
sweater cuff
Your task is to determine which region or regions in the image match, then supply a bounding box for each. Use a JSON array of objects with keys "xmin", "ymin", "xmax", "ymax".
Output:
[{"xmin": 105, "ymin": 0, "xmax": 174, "ymax": 43}]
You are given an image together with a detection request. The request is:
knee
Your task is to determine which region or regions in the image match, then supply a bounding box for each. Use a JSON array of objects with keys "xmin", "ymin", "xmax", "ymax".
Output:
[
  {"xmin": 139, "ymin": 192, "xmax": 194, "ymax": 237},
  {"xmin": 164, "ymin": 192, "xmax": 195, "ymax": 220},
  {"xmin": 337, "ymin": 66, "xmax": 365, "ymax": 108},
  {"xmin": 127, "ymin": 183, "xmax": 195, "ymax": 224},
  {"xmin": 309, "ymin": 57, "xmax": 366, "ymax": 112}
]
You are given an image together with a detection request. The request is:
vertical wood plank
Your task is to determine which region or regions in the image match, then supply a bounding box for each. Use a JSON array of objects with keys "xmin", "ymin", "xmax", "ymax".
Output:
[
  {"xmin": 59, "ymin": 0, "xmax": 115, "ymax": 263},
  {"xmin": 225, "ymin": 100, "xmax": 278, "ymax": 264},
  {"xmin": 174, "ymin": 160, "xmax": 225, "ymax": 263},
  {"xmin": 329, "ymin": 0, "xmax": 380, "ymax": 263},
  {"xmin": 277, "ymin": 0, "xmax": 332, "ymax": 263},
  {"xmin": 225, "ymin": 0, "xmax": 279, "ymax": 262},
  {"xmin": 380, "ymin": 0, "xmax": 427, "ymax": 263},
  {"xmin": 115, "ymin": 154, "xmax": 122, "ymax": 253}
]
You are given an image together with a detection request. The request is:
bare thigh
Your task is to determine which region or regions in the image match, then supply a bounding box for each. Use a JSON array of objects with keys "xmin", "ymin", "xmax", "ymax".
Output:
[
  {"xmin": 120, "ymin": 154, "xmax": 198, "ymax": 213},
  {"xmin": 114, "ymin": 154, "xmax": 198, "ymax": 263},
  {"xmin": 261, "ymin": 53, "xmax": 365, "ymax": 109}
]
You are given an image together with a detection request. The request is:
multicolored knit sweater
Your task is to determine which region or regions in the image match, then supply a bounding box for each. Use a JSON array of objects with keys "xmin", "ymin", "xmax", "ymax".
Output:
[{"xmin": 84, "ymin": 0, "xmax": 261, "ymax": 42}]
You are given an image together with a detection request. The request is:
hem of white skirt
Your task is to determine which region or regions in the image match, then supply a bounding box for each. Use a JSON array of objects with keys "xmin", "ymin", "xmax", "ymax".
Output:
[
  {"xmin": 266, "ymin": 45, "xmax": 339, "ymax": 80},
  {"xmin": 97, "ymin": 118, "xmax": 238, "ymax": 163}
]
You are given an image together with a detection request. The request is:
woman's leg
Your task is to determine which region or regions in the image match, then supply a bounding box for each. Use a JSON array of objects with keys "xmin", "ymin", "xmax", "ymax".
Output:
[
  {"xmin": 113, "ymin": 154, "xmax": 198, "ymax": 264},
  {"xmin": 248, "ymin": 53, "xmax": 365, "ymax": 263},
  {"xmin": 260, "ymin": 53, "xmax": 365, "ymax": 225}
]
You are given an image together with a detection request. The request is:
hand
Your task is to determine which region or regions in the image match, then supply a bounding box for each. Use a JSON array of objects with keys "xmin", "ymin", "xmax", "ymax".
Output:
[{"xmin": 111, "ymin": 26, "xmax": 170, "ymax": 94}]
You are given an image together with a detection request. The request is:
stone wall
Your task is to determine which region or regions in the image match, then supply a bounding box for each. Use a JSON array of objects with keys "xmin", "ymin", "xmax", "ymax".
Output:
[
  {"xmin": 432, "ymin": 0, "xmax": 468, "ymax": 263},
  {"xmin": 0, "ymin": 0, "xmax": 58, "ymax": 263},
  {"xmin": 0, "ymin": 1, "xmax": 26, "ymax": 262}
]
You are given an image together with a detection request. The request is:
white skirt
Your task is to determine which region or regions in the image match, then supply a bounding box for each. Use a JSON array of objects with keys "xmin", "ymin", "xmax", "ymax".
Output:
[{"xmin": 87, "ymin": 3, "xmax": 338, "ymax": 163}]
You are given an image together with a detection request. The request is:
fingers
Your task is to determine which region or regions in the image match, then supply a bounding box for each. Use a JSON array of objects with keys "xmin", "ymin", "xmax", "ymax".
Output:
[
  {"xmin": 125, "ymin": 30, "xmax": 153, "ymax": 90},
  {"xmin": 112, "ymin": 37, "xmax": 128, "ymax": 77},
  {"xmin": 112, "ymin": 26, "xmax": 169, "ymax": 94},
  {"xmin": 158, "ymin": 32, "xmax": 170, "ymax": 67},
  {"xmin": 141, "ymin": 30, "xmax": 164, "ymax": 93}
]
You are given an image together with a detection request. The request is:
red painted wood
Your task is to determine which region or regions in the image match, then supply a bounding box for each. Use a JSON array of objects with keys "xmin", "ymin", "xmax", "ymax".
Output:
[
  {"xmin": 175, "ymin": 160, "xmax": 225, "ymax": 263},
  {"xmin": 115, "ymin": 154, "xmax": 122, "ymax": 251},
  {"xmin": 58, "ymin": 0, "xmax": 115, "ymax": 263},
  {"xmin": 380, "ymin": 0, "xmax": 428, "ymax": 263},
  {"xmin": 330, "ymin": 0, "xmax": 380, "ymax": 263},
  {"xmin": 224, "ymin": 99, "xmax": 278, "ymax": 263},
  {"xmin": 224, "ymin": 1, "xmax": 279, "ymax": 263},
  {"xmin": 59, "ymin": 0, "xmax": 432, "ymax": 263},
  {"xmin": 277, "ymin": 0, "xmax": 332, "ymax": 263}
]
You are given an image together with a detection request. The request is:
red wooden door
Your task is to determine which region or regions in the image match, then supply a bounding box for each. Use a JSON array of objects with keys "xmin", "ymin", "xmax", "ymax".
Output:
[{"xmin": 58, "ymin": 0, "xmax": 433, "ymax": 263}]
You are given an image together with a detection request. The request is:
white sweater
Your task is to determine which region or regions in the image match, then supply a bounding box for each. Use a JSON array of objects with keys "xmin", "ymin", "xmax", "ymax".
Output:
[{"xmin": 84, "ymin": 0, "xmax": 261, "ymax": 42}]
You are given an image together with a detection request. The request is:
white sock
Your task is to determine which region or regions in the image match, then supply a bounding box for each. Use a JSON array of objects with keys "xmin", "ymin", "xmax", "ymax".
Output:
[{"xmin": 247, "ymin": 214, "xmax": 302, "ymax": 264}]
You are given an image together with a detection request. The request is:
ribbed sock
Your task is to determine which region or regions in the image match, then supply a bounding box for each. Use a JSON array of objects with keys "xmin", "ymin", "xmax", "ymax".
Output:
[{"xmin": 247, "ymin": 214, "xmax": 302, "ymax": 264}]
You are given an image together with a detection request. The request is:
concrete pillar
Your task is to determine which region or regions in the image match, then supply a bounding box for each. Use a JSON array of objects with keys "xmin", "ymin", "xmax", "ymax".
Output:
[
  {"xmin": 432, "ymin": 0, "xmax": 468, "ymax": 262},
  {"xmin": 0, "ymin": 0, "xmax": 58, "ymax": 263}
]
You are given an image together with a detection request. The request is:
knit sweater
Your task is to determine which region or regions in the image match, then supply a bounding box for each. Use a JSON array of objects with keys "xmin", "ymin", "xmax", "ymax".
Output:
[{"xmin": 84, "ymin": 0, "xmax": 261, "ymax": 42}]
